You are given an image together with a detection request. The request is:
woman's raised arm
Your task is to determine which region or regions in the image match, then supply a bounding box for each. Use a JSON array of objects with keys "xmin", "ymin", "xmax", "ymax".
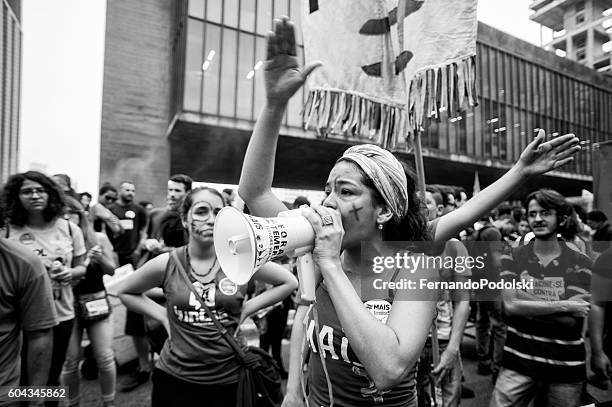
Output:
[
  {"xmin": 238, "ymin": 17, "xmax": 320, "ymax": 217},
  {"xmin": 434, "ymin": 130, "xmax": 580, "ymax": 241}
]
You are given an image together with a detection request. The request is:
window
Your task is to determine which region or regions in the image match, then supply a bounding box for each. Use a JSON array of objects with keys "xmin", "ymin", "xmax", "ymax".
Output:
[
  {"xmin": 576, "ymin": 12, "xmax": 585, "ymax": 25},
  {"xmin": 576, "ymin": 48, "xmax": 586, "ymax": 61}
]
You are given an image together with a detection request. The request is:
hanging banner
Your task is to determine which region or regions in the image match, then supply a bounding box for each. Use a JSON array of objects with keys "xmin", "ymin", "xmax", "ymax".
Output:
[{"xmin": 302, "ymin": 0, "xmax": 478, "ymax": 150}]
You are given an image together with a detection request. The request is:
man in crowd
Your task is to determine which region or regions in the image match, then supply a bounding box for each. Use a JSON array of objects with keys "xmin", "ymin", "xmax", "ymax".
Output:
[
  {"xmin": 417, "ymin": 187, "xmax": 471, "ymax": 407},
  {"xmin": 587, "ymin": 210, "xmax": 612, "ymax": 254},
  {"xmin": 470, "ymin": 215, "xmax": 506, "ymax": 380},
  {"xmin": 142, "ymin": 174, "xmax": 192, "ymax": 261},
  {"xmin": 491, "ymin": 189, "xmax": 592, "ymax": 406},
  {"xmin": 107, "ymin": 181, "xmax": 149, "ymax": 391},
  {"xmin": 0, "ymin": 237, "xmax": 57, "ymax": 406},
  {"xmin": 91, "ymin": 183, "xmax": 123, "ymax": 236}
]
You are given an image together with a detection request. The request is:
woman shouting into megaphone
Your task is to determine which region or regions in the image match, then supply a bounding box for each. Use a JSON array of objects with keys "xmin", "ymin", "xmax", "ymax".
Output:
[
  {"xmin": 239, "ymin": 16, "xmax": 581, "ymax": 407},
  {"xmin": 117, "ymin": 187, "xmax": 297, "ymax": 407}
]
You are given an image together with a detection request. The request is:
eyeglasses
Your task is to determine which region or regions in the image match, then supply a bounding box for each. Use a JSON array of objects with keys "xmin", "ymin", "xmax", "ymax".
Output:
[
  {"xmin": 19, "ymin": 188, "xmax": 48, "ymax": 197},
  {"xmin": 527, "ymin": 209, "xmax": 555, "ymax": 218}
]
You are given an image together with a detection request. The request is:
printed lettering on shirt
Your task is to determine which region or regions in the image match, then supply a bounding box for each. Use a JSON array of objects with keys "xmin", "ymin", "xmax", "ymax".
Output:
[
  {"xmin": 189, "ymin": 281, "xmax": 215, "ymax": 309},
  {"xmin": 172, "ymin": 281, "xmax": 233, "ymax": 326},
  {"xmin": 364, "ymin": 300, "xmax": 391, "ymax": 323},
  {"xmin": 526, "ymin": 276, "xmax": 565, "ymax": 301}
]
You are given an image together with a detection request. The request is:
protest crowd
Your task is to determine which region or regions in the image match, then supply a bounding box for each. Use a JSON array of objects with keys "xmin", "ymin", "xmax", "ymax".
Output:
[{"xmin": 2, "ymin": 13, "xmax": 612, "ymax": 407}]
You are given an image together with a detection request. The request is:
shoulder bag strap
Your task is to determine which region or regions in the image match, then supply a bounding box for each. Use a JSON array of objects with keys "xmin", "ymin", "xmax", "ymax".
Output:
[{"xmin": 170, "ymin": 250, "xmax": 248, "ymax": 365}]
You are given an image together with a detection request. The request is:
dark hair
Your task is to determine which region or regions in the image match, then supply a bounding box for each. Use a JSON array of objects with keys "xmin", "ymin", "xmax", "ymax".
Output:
[
  {"xmin": 52, "ymin": 173, "xmax": 72, "ymax": 188},
  {"xmin": 523, "ymin": 189, "xmax": 572, "ymax": 234},
  {"xmin": 452, "ymin": 186, "xmax": 466, "ymax": 201},
  {"xmin": 573, "ymin": 204, "xmax": 587, "ymax": 221},
  {"xmin": 180, "ymin": 186, "xmax": 226, "ymax": 221},
  {"xmin": 497, "ymin": 203, "xmax": 512, "ymax": 217},
  {"xmin": 169, "ymin": 174, "xmax": 193, "ymax": 192},
  {"xmin": 293, "ymin": 196, "xmax": 310, "ymax": 208},
  {"xmin": 587, "ymin": 210, "xmax": 608, "ymax": 223},
  {"xmin": 80, "ymin": 192, "xmax": 92, "ymax": 200},
  {"xmin": 222, "ymin": 188, "xmax": 234, "ymax": 195},
  {"xmin": 357, "ymin": 161, "xmax": 429, "ymax": 241},
  {"xmin": 512, "ymin": 206, "xmax": 523, "ymax": 223},
  {"xmin": 434, "ymin": 185, "xmax": 455, "ymax": 207},
  {"xmin": 425, "ymin": 186, "xmax": 443, "ymax": 206},
  {"xmin": 99, "ymin": 183, "xmax": 117, "ymax": 196},
  {"xmin": 1, "ymin": 171, "xmax": 66, "ymax": 227}
]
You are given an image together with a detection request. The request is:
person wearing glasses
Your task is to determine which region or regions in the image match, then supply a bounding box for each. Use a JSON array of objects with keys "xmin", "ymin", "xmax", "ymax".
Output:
[
  {"xmin": 91, "ymin": 183, "xmax": 123, "ymax": 237},
  {"xmin": 1, "ymin": 171, "xmax": 87, "ymax": 407},
  {"xmin": 117, "ymin": 187, "xmax": 298, "ymax": 407}
]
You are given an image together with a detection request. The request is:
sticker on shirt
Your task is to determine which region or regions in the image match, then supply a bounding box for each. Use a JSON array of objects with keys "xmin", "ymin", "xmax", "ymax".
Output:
[
  {"xmin": 118, "ymin": 219, "xmax": 134, "ymax": 230},
  {"xmin": 364, "ymin": 300, "xmax": 391, "ymax": 324},
  {"xmin": 527, "ymin": 277, "xmax": 565, "ymax": 301},
  {"xmin": 125, "ymin": 210, "xmax": 136, "ymax": 219},
  {"xmin": 19, "ymin": 233, "xmax": 35, "ymax": 245},
  {"xmin": 219, "ymin": 278, "xmax": 238, "ymax": 296},
  {"xmin": 189, "ymin": 281, "xmax": 215, "ymax": 309}
]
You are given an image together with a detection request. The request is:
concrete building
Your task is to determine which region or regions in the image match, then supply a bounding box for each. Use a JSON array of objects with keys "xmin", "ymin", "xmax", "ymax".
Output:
[
  {"xmin": 100, "ymin": 0, "xmax": 612, "ymax": 206},
  {"xmin": 530, "ymin": 0, "xmax": 612, "ymax": 73},
  {"xmin": 0, "ymin": 0, "xmax": 21, "ymax": 184}
]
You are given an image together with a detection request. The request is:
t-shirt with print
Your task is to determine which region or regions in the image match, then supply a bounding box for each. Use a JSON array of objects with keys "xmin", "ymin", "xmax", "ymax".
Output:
[
  {"xmin": 306, "ymin": 262, "xmax": 422, "ymax": 407},
  {"xmin": 107, "ymin": 202, "xmax": 147, "ymax": 257},
  {"xmin": 0, "ymin": 238, "xmax": 57, "ymax": 394},
  {"xmin": 6, "ymin": 219, "xmax": 86, "ymax": 322},
  {"xmin": 436, "ymin": 239, "xmax": 472, "ymax": 341},
  {"xmin": 157, "ymin": 247, "xmax": 248, "ymax": 385},
  {"xmin": 500, "ymin": 241, "xmax": 592, "ymax": 382}
]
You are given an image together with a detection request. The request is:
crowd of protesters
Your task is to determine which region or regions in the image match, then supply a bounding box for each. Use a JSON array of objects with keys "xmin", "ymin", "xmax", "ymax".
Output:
[{"xmin": 2, "ymin": 17, "xmax": 612, "ymax": 407}]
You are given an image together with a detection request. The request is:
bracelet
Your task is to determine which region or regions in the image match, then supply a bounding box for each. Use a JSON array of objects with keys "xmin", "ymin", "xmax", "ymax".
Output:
[{"xmin": 297, "ymin": 298, "xmax": 315, "ymax": 307}]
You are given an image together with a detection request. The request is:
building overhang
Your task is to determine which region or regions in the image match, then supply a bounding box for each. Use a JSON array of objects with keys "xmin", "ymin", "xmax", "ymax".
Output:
[{"xmin": 166, "ymin": 114, "xmax": 592, "ymax": 199}]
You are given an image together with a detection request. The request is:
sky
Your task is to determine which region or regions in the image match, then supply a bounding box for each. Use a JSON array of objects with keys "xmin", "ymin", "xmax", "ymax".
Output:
[{"xmin": 19, "ymin": 0, "xmax": 549, "ymax": 197}]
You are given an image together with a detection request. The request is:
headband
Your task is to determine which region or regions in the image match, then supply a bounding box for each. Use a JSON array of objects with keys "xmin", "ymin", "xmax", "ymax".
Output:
[{"xmin": 340, "ymin": 144, "xmax": 408, "ymax": 221}]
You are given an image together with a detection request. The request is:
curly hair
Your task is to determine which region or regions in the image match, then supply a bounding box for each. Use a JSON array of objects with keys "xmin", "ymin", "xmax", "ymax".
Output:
[{"xmin": 1, "ymin": 171, "xmax": 66, "ymax": 227}]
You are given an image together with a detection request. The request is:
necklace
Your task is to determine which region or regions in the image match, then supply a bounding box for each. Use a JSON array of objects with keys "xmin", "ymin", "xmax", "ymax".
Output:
[{"xmin": 186, "ymin": 247, "xmax": 217, "ymax": 278}]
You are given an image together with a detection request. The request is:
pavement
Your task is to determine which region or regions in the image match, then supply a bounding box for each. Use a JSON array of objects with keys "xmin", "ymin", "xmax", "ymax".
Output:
[{"xmin": 76, "ymin": 321, "xmax": 612, "ymax": 406}]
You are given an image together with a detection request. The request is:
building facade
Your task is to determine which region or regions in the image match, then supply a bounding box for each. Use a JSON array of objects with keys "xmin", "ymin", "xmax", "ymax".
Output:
[
  {"xmin": 100, "ymin": 0, "xmax": 612, "ymax": 205},
  {"xmin": 530, "ymin": 0, "xmax": 612, "ymax": 73},
  {"xmin": 0, "ymin": 0, "xmax": 21, "ymax": 184}
]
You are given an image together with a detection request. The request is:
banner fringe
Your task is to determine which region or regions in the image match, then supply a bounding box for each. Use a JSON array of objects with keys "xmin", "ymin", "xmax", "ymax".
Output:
[{"xmin": 303, "ymin": 54, "xmax": 478, "ymax": 152}]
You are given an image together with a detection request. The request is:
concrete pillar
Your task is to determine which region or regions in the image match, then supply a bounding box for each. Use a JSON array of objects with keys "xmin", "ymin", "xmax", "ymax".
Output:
[{"xmin": 587, "ymin": 27, "xmax": 595, "ymax": 67}]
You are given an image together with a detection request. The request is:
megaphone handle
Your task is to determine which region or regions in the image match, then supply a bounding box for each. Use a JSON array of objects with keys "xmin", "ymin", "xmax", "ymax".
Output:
[{"xmin": 297, "ymin": 253, "xmax": 316, "ymax": 303}]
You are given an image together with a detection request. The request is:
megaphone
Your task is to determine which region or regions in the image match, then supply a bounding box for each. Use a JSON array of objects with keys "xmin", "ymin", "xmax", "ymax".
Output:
[{"xmin": 214, "ymin": 207, "xmax": 317, "ymax": 301}]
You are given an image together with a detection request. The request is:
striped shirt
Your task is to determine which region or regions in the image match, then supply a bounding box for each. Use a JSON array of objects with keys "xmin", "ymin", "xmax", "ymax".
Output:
[{"xmin": 500, "ymin": 241, "xmax": 592, "ymax": 382}]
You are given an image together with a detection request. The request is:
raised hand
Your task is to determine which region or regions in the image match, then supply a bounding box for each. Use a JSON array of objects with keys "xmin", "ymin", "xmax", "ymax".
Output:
[
  {"xmin": 264, "ymin": 16, "xmax": 321, "ymax": 107},
  {"xmin": 518, "ymin": 129, "xmax": 581, "ymax": 176}
]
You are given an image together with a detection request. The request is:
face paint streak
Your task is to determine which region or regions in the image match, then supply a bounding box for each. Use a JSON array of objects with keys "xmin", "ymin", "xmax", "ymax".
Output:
[
  {"xmin": 190, "ymin": 201, "xmax": 215, "ymax": 222},
  {"xmin": 351, "ymin": 204, "xmax": 364, "ymax": 221}
]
